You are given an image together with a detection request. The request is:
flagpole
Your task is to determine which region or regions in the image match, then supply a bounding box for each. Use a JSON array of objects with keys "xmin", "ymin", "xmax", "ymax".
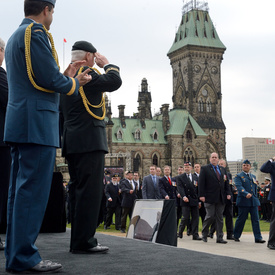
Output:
[{"xmin": 63, "ymin": 39, "xmax": 65, "ymax": 71}]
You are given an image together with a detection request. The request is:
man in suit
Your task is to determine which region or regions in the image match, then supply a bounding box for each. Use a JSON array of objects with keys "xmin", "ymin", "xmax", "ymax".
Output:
[
  {"xmin": 177, "ymin": 162, "xmax": 202, "ymax": 240},
  {"xmin": 120, "ymin": 171, "xmax": 137, "ymax": 233},
  {"xmin": 198, "ymin": 152, "xmax": 231, "ymax": 243},
  {"xmin": 61, "ymin": 40, "xmax": 122, "ymax": 253},
  {"xmin": 159, "ymin": 165, "xmax": 177, "ymax": 200},
  {"xmin": 104, "ymin": 174, "xmax": 121, "ymax": 230},
  {"xmin": 3, "ymin": 1, "xmax": 91, "ymax": 272},
  {"xmin": 133, "ymin": 171, "xmax": 142, "ymax": 199},
  {"xmin": 261, "ymin": 177, "xmax": 272, "ymax": 222},
  {"xmin": 0, "ymin": 37, "xmax": 10, "ymax": 250},
  {"xmin": 260, "ymin": 159, "xmax": 275, "ymax": 249},
  {"xmin": 142, "ymin": 165, "xmax": 161, "ymax": 199},
  {"xmin": 233, "ymin": 159, "xmax": 265, "ymax": 243}
]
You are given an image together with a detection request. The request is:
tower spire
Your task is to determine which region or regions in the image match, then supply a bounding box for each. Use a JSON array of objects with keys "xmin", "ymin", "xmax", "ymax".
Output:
[{"xmin": 182, "ymin": 0, "xmax": 209, "ymax": 15}]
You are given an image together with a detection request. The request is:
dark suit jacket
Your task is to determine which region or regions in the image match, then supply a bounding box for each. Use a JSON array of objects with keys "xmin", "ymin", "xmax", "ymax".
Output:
[
  {"xmin": 60, "ymin": 65, "xmax": 122, "ymax": 156},
  {"xmin": 142, "ymin": 175, "xmax": 161, "ymax": 199},
  {"xmin": 198, "ymin": 164, "xmax": 231, "ymax": 204},
  {"xmin": 260, "ymin": 160, "xmax": 275, "ymax": 202},
  {"xmin": 0, "ymin": 67, "xmax": 8, "ymax": 147},
  {"xmin": 159, "ymin": 176, "xmax": 177, "ymax": 200},
  {"xmin": 120, "ymin": 178, "xmax": 137, "ymax": 208},
  {"xmin": 176, "ymin": 173, "xmax": 199, "ymax": 207},
  {"xmin": 105, "ymin": 182, "xmax": 121, "ymax": 208}
]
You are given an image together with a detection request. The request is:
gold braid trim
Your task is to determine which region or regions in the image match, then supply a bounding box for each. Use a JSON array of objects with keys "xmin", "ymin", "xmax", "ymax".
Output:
[
  {"xmin": 105, "ymin": 67, "xmax": 120, "ymax": 74},
  {"xmin": 78, "ymin": 67, "xmax": 106, "ymax": 120},
  {"xmin": 66, "ymin": 78, "xmax": 76, "ymax": 96},
  {"xmin": 24, "ymin": 23, "xmax": 60, "ymax": 93}
]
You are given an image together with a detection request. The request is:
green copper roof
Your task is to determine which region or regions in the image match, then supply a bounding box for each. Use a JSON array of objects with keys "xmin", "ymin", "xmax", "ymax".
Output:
[
  {"xmin": 168, "ymin": 9, "xmax": 226, "ymax": 55},
  {"xmin": 155, "ymin": 109, "xmax": 207, "ymax": 136},
  {"xmin": 110, "ymin": 109, "xmax": 206, "ymax": 144},
  {"xmin": 111, "ymin": 118, "xmax": 167, "ymax": 144}
]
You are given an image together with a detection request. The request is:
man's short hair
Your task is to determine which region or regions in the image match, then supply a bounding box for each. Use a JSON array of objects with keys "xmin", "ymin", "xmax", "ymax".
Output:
[
  {"xmin": 0, "ymin": 38, "xmax": 5, "ymax": 51},
  {"xmin": 71, "ymin": 50, "xmax": 87, "ymax": 62},
  {"xmin": 24, "ymin": 0, "xmax": 54, "ymax": 17}
]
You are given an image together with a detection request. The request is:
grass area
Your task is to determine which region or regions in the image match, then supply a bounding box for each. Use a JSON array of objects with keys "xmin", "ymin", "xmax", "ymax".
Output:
[{"xmin": 67, "ymin": 214, "xmax": 270, "ymax": 234}]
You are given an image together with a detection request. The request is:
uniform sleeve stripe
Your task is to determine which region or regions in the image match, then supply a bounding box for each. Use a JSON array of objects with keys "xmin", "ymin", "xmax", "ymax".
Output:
[{"xmin": 67, "ymin": 78, "xmax": 76, "ymax": 96}]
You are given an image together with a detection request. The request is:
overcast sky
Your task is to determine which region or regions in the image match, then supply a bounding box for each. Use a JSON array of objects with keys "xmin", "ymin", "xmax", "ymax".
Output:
[{"xmin": 1, "ymin": 0, "xmax": 275, "ymax": 161}]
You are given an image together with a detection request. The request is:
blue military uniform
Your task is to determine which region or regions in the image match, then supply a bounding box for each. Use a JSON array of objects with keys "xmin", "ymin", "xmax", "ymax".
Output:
[
  {"xmin": 233, "ymin": 160, "xmax": 263, "ymax": 241},
  {"xmin": 4, "ymin": 17, "xmax": 79, "ymax": 272}
]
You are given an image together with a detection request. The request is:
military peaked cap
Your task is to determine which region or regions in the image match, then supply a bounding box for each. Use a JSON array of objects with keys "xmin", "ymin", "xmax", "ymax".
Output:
[
  {"xmin": 243, "ymin": 159, "xmax": 251, "ymax": 165},
  {"xmin": 72, "ymin": 41, "xmax": 97, "ymax": 53}
]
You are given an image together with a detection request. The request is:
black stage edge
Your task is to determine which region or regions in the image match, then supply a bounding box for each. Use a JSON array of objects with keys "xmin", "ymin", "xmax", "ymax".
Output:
[{"xmin": 1, "ymin": 230, "xmax": 275, "ymax": 275}]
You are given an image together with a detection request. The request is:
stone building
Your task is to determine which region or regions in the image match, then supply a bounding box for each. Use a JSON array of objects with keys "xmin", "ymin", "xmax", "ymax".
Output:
[{"xmin": 103, "ymin": 2, "xmax": 227, "ymax": 178}]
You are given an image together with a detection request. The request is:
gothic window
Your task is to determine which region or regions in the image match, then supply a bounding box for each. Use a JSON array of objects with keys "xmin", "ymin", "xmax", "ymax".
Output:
[
  {"xmin": 196, "ymin": 13, "xmax": 200, "ymax": 21},
  {"xmin": 135, "ymin": 129, "xmax": 141, "ymax": 140},
  {"xmin": 204, "ymin": 29, "xmax": 207, "ymax": 38},
  {"xmin": 206, "ymin": 100, "xmax": 212, "ymax": 112},
  {"xmin": 133, "ymin": 154, "xmax": 141, "ymax": 172},
  {"xmin": 152, "ymin": 154, "xmax": 158, "ymax": 166},
  {"xmin": 195, "ymin": 28, "xmax": 198, "ymax": 37},
  {"xmin": 186, "ymin": 130, "xmax": 192, "ymax": 141},
  {"xmin": 198, "ymin": 99, "xmax": 204, "ymax": 112},
  {"xmin": 117, "ymin": 130, "xmax": 123, "ymax": 140},
  {"xmin": 184, "ymin": 147, "xmax": 195, "ymax": 165},
  {"xmin": 152, "ymin": 130, "xmax": 158, "ymax": 141},
  {"xmin": 212, "ymin": 30, "xmax": 216, "ymax": 39}
]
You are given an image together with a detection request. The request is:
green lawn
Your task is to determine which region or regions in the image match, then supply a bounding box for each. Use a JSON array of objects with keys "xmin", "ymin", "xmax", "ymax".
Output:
[{"xmin": 68, "ymin": 214, "xmax": 270, "ymax": 234}]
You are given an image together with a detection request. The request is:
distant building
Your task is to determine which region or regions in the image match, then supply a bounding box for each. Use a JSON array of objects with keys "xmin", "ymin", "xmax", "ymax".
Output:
[
  {"xmin": 228, "ymin": 161, "xmax": 243, "ymax": 177},
  {"xmin": 242, "ymin": 137, "xmax": 275, "ymax": 183},
  {"xmin": 57, "ymin": 1, "xmax": 228, "ymax": 179}
]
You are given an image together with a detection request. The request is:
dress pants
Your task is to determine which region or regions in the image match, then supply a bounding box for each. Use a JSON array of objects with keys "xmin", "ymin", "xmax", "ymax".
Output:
[
  {"xmin": 224, "ymin": 201, "xmax": 233, "ymax": 237},
  {"xmin": 5, "ymin": 144, "xmax": 56, "ymax": 272},
  {"xmin": 202, "ymin": 202, "xmax": 225, "ymax": 240},
  {"xmin": 268, "ymin": 203, "xmax": 275, "ymax": 245},
  {"xmin": 234, "ymin": 206, "xmax": 262, "ymax": 240},
  {"xmin": 105, "ymin": 206, "xmax": 121, "ymax": 229},
  {"xmin": 0, "ymin": 146, "xmax": 11, "ymax": 233},
  {"xmin": 121, "ymin": 207, "xmax": 133, "ymax": 231},
  {"xmin": 179, "ymin": 206, "xmax": 199, "ymax": 236},
  {"xmin": 67, "ymin": 150, "xmax": 105, "ymax": 251}
]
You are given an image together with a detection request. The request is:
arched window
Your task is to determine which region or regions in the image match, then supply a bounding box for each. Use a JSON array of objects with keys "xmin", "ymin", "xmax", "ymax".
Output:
[
  {"xmin": 198, "ymin": 99, "xmax": 204, "ymax": 112},
  {"xmin": 153, "ymin": 131, "xmax": 158, "ymax": 141},
  {"xmin": 135, "ymin": 130, "xmax": 141, "ymax": 140},
  {"xmin": 153, "ymin": 154, "xmax": 158, "ymax": 166},
  {"xmin": 184, "ymin": 148, "xmax": 195, "ymax": 165},
  {"xmin": 206, "ymin": 100, "xmax": 212, "ymax": 112},
  {"xmin": 117, "ymin": 130, "xmax": 123, "ymax": 140},
  {"xmin": 133, "ymin": 154, "xmax": 141, "ymax": 172},
  {"xmin": 186, "ymin": 130, "xmax": 192, "ymax": 141}
]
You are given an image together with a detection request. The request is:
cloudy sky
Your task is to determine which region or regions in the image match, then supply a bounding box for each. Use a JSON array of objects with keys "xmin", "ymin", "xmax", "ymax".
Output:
[{"xmin": 1, "ymin": 0, "xmax": 275, "ymax": 161}]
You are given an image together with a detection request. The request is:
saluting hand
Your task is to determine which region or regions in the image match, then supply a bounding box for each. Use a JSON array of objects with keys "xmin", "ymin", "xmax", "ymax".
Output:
[
  {"xmin": 95, "ymin": 53, "xmax": 109, "ymax": 68},
  {"xmin": 63, "ymin": 60, "xmax": 86, "ymax": 77}
]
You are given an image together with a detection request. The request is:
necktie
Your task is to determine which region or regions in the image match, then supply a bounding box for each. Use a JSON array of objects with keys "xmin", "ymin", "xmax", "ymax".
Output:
[
  {"xmin": 153, "ymin": 176, "xmax": 156, "ymax": 187},
  {"xmin": 189, "ymin": 174, "xmax": 192, "ymax": 181},
  {"xmin": 168, "ymin": 177, "xmax": 172, "ymax": 185},
  {"xmin": 214, "ymin": 166, "xmax": 220, "ymax": 180}
]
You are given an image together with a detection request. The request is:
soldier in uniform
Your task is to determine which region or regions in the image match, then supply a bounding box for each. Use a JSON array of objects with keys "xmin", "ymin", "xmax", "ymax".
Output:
[
  {"xmin": 262, "ymin": 177, "xmax": 272, "ymax": 222},
  {"xmin": 233, "ymin": 160, "xmax": 265, "ymax": 243},
  {"xmin": 3, "ymin": 0, "xmax": 91, "ymax": 272},
  {"xmin": 61, "ymin": 40, "xmax": 122, "ymax": 253}
]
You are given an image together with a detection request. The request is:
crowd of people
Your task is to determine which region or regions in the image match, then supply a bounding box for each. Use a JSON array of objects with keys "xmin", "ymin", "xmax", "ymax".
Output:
[{"xmin": 99, "ymin": 154, "xmax": 275, "ymax": 249}]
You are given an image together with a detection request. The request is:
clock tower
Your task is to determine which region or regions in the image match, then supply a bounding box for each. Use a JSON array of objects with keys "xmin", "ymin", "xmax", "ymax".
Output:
[{"xmin": 167, "ymin": 1, "xmax": 227, "ymax": 158}]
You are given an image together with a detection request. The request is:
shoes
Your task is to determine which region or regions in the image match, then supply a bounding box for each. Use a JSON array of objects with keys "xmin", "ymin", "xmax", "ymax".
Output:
[
  {"xmin": 208, "ymin": 233, "xmax": 213, "ymax": 239},
  {"xmin": 202, "ymin": 237, "xmax": 207, "ymax": 242},
  {"xmin": 227, "ymin": 236, "xmax": 234, "ymax": 240},
  {"xmin": 216, "ymin": 239, "xmax": 227, "ymax": 244},
  {"xmin": 233, "ymin": 237, "xmax": 240, "ymax": 242},
  {"xmin": 267, "ymin": 243, "xmax": 275, "ymax": 250},
  {"xmin": 193, "ymin": 236, "xmax": 202, "ymax": 241},
  {"xmin": 187, "ymin": 230, "xmax": 191, "ymax": 236},
  {"xmin": 255, "ymin": 239, "xmax": 266, "ymax": 244},
  {"xmin": 6, "ymin": 260, "xmax": 63, "ymax": 273},
  {"xmin": 71, "ymin": 244, "xmax": 109, "ymax": 254},
  {"xmin": 104, "ymin": 225, "xmax": 111, "ymax": 230},
  {"xmin": 120, "ymin": 229, "xmax": 126, "ymax": 233},
  {"xmin": 177, "ymin": 233, "xmax": 183, "ymax": 239}
]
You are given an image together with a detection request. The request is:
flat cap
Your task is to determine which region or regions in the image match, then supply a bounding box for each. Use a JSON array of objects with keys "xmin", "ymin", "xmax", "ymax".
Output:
[
  {"xmin": 243, "ymin": 159, "xmax": 251, "ymax": 165},
  {"xmin": 72, "ymin": 41, "xmax": 97, "ymax": 53},
  {"xmin": 32, "ymin": 0, "xmax": 56, "ymax": 7}
]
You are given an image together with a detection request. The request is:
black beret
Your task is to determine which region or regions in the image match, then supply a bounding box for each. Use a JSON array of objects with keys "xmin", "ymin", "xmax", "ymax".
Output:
[
  {"xmin": 72, "ymin": 41, "xmax": 97, "ymax": 53},
  {"xmin": 32, "ymin": 0, "xmax": 56, "ymax": 7},
  {"xmin": 243, "ymin": 159, "xmax": 251, "ymax": 165}
]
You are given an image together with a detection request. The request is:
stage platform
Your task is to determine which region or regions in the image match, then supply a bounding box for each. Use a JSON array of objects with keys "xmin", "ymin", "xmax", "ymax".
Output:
[{"xmin": 1, "ymin": 230, "xmax": 275, "ymax": 274}]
